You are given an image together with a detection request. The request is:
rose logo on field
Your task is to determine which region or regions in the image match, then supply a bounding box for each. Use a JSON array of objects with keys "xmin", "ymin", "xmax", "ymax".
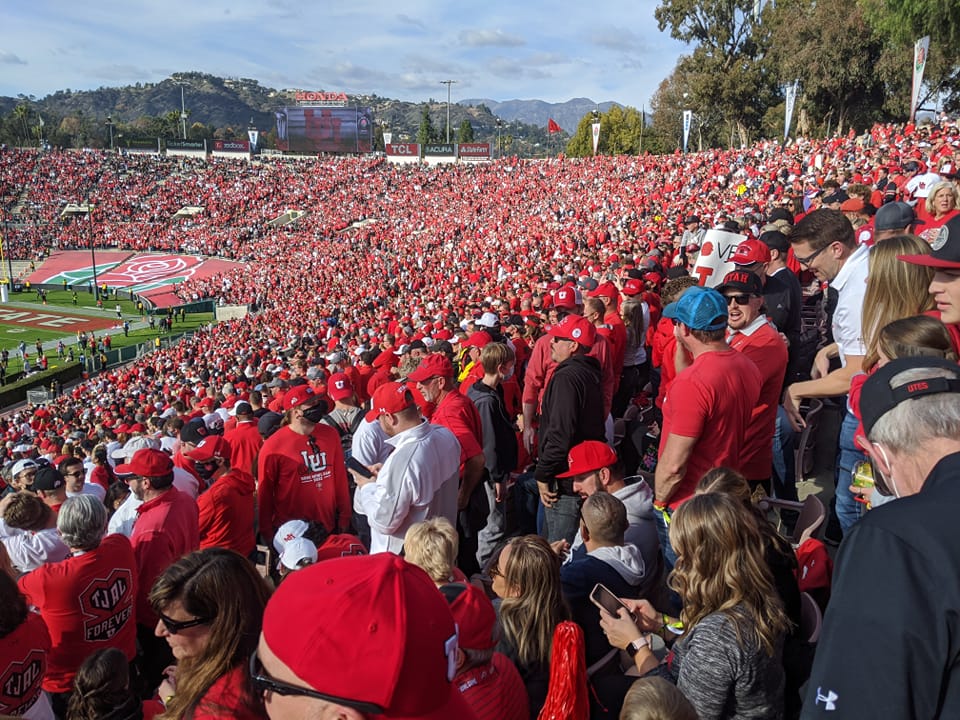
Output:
[{"xmin": 102, "ymin": 256, "xmax": 193, "ymax": 284}]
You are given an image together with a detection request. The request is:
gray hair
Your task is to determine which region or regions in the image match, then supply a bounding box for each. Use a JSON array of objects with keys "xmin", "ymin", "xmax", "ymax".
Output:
[
  {"xmin": 869, "ymin": 367, "xmax": 960, "ymax": 454},
  {"xmin": 57, "ymin": 495, "xmax": 108, "ymax": 551}
]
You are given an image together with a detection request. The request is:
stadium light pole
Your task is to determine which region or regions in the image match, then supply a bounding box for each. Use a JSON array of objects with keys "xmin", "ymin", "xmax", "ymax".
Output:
[
  {"xmin": 180, "ymin": 85, "xmax": 188, "ymax": 140},
  {"xmin": 496, "ymin": 118, "xmax": 502, "ymax": 159},
  {"xmin": 106, "ymin": 116, "xmax": 114, "ymax": 152},
  {"xmin": 440, "ymin": 80, "xmax": 457, "ymax": 143}
]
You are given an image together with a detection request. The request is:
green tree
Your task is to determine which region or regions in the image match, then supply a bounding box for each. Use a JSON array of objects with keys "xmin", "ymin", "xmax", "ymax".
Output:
[
  {"xmin": 457, "ymin": 119, "xmax": 474, "ymax": 143},
  {"xmin": 416, "ymin": 105, "xmax": 440, "ymax": 144},
  {"xmin": 768, "ymin": 0, "xmax": 888, "ymax": 134}
]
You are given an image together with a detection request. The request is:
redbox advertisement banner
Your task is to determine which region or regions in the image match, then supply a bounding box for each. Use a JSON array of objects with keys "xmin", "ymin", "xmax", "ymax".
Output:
[{"xmin": 213, "ymin": 140, "xmax": 250, "ymax": 152}]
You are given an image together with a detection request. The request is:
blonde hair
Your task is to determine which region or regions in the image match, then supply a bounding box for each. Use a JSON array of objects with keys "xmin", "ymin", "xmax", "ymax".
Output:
[
  {"xmin": 862, "ymin": 235, "xmax": 935, "ymax": 370},
  {"xmin": 925, "ymin": 180, "xmax": 960, "ymax": 217},
  {"xmin": 480, "ymin": 342, "xmax": 515, "ymax": 375},
  {"xmin": 669, "ymin": 493, "xmax": 790, "ymax": 657},
  {"xmin": 403, "ymin": 517, "xmax": 459, "ymax": 584},
  {"xmin": 620, "ymin": 677, "xmax": 698, "ymax": 720},
  {"xmin": 498, "ymin": 535, "xmax": 568, "ymax": 668}
]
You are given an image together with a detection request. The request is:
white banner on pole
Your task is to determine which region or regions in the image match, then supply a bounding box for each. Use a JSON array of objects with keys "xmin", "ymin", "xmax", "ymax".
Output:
[
  {"xmin": 784, "ymin": 80, "xmax": 799, "ymax": 141},
  {"xmin": 591, "ymin": 122, "xmax": 601, "ymax": 154},
  {"xmin": 911, "ymin": 36, "xmax": 930, "ymax": 122},
  {"xmin": 382, "ymin": 132, "xmax": 392, "ymax": 146},
  {"xmin": 682, "ymin": 110, "xmax": 693, "ymax": 154},
  {"xmin": 248, "ymin": 130, "xmax": 259, "ymax": 148},
  {"xmin": 691, "ymin": 229, "xmax": 747, "ymax": 287}
]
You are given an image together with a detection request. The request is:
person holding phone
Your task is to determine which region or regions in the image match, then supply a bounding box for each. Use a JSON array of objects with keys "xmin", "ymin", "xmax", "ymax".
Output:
[{"xmin": 600, "ymin": 493, "xmax": 790, "ymax": 720}]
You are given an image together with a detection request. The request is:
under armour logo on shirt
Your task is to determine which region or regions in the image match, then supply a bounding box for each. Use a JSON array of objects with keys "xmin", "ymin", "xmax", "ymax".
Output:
[{"xmin": 815, "ymin": 687, "xmax": 838, "ymax": 711}]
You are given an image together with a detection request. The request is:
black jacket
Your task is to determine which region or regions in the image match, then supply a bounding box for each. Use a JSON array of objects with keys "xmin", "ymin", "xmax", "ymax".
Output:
[
  {"xmin": 467, "ymin": 380, "xmax": 518, "ymax": 484},
  {"xmin": 803, "ymin": 451, "xmax": 960, "ymax": 718},
  {"xmin": 535, "ymin": 353, "xmax": 605, "ymax": 489}
]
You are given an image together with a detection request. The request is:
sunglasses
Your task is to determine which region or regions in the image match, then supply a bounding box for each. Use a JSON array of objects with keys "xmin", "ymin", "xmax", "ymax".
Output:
[
  {"xmin": 248, "ymin": 651, "xmax": 384, "ymax": 714},
  {"xmin": 159, "ymin": 611, "xmax": 213, "ymax": 634},
  {"xmin": 725, "ymin": 294, "xmax": 754, "ymax": 306}
]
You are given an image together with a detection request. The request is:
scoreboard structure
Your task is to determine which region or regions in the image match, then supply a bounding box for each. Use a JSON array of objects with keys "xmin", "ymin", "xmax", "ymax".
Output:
[{"xmin": 276, "ymin": 92, "xmax": 373, "ymax": 154}]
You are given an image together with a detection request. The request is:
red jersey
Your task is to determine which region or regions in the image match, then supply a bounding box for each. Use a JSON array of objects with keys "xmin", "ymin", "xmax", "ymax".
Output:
[
  {"xmin": 603, "ymin": 310, "xmax": 628, "ymax": 378},
  {"xmin": 728, "ymin": 319, "xmax": 789, "ymax": 481},
  {"xmin": 659, "ymin": 348, "xmax": 762, "ymax": 508},
  {"xmin": 131, "ymin": 487, "xmax": 199, "ymax": 627},
  {"xmin": 457, "ymin": 652, "xmax": 530, "ymax": 720},
  {"xmin": 224, "ymin": 420, "xmax": 263, "ymax": 478},
  {"xmin": 257, "ymin": 424, "xmax": 351, "ymax": 538},
  {"xmin": 432, "ymin": 390, "xmax": 484, "ymax": 467},
  {"xmin": 189, "ymin": 664, "xmax": 265, "ymax": 720},
  {"xmin": 18, "ymin": 534, "xmax": 137, "ymax": 693},
  {"xmin": 198, "ymin": 468, "xmax": 256, "ymax": 557},
  {"xmin": 0, "ymin": 612, "xmax": 50, "ymax": 717}
]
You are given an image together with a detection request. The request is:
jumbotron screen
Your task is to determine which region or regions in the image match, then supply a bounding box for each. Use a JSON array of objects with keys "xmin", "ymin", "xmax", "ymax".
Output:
[{"xmin": 275, "ymin": 107, "xmax": 374, "ymax": 154}]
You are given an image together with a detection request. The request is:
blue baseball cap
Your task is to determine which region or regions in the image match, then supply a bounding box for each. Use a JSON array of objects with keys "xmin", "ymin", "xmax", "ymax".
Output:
[{"xmin": 662, "ymin": 286, "xmax": 728, "ymax": 331}]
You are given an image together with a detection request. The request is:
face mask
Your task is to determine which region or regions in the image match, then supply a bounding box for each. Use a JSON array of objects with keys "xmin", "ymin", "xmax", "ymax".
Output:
[
  {"xmin": 302, "ymin": 405, "xmax": 327, "ymax": 424},
  {"xmin": 875, "ymin": 444, "xmax": 901, "ymax": 499},
  {"xmin": 503, "ymin": 366, "xmax": 515, "ymax": 381},
  {"xmin": 195, "ymin": 461, "xmax": 218, "ymax": 483}
]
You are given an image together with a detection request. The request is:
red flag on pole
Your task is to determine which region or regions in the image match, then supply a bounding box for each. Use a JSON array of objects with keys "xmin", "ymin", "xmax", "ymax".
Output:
[{"xmin": 547, "ymin": 118, "xmax": 561, "ymax": 134}]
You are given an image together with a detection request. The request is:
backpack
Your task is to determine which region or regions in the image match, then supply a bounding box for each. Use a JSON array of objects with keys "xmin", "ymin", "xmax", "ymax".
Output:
[{"xmin": 321, "ymin": 408, "xmax": 364, "ymax": 458}]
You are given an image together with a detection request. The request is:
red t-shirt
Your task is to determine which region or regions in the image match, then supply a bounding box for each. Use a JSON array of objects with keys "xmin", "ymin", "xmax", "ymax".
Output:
[
  {"xmin": 659, "ymin": 348, "xmax": 763, "ymax": 508},
  {"xmin": 0, "ymin": 611, "xmax": 50, "ymax": 716},
  {"xmin": 728, "ymin": 321, "xmax": 789, "ymax": 481},
  {"xmin": 190, "ymin": 664, "xmax": 265, "ymax": 720},
  {"xmin": 432, "ymin": 390, "xmax": 484, "ymax": 468},
  {"xmin": 224, "ymin": 421, "xmax": 263, "ymax": 478},
  {"xmin": 131, "ymin": 488, "xmax": 200, "ymax": 627},
  {"xmin": 457, "ymin": 652, "xmax": 530, "ymax": 720},
  {"xmin": 257, "ymin": 424, "xmax": 351, "ymax": 538},
  {"xmin": 198, "ymin": 468, "xmax": 257, "ymax": 557}
]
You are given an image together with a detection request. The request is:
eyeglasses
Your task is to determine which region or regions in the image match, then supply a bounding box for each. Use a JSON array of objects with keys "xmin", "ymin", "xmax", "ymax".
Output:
[
  {"xmin": 725, "ymin": 294, "xmax": 754, "ymax": 306},
  {"xmin": 63, "ymin": 470, "xmax": 84, "ymax": 478},
  {"xmin": 158, "ymin": 611, "xmax": 213, "ymax": 634},
  {"xmin": 794, "ymin": 243, "xmax": 832, "ymax": 267},
  {"xmin": 248, "ymin": 650, "xmax": 384, "ymax": 714}
]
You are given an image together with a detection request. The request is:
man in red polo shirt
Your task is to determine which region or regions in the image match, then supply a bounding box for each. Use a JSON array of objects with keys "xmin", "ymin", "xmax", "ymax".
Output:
[
  {"xmin": 719, "ymin": 270, "xmax": 789, "ymax": 492},
  {"xmin": 116, "ymin": 447, "xmax": 198, "ymax": 691},
  {"xmin": 223, "ymin": 401, "xmax": 262, "ymax": 478},
  {"xmin": 409, "ymin": 353, "xmax": 486, "ymax": 574},
  {"xmin": 257, "ymin": 384, "xmax": 351, "ymax": 542},
  {"xmin": 18, "ymin": 495, "xmax": 137, "ymax": 716},
  {"xmin": 185, "ymin": 435, "xmax": 256, "ymax": 558},
  {"xmin": 656, "ymin": 287, "xmax": 762, "ymax": 568}
]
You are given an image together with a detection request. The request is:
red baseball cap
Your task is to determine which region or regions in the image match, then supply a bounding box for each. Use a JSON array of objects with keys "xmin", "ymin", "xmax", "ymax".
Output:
[
  {"xmin": 262, "ymin": 554, "xmax": 474, "ymax": 719},
  {"xmin": 441, "ymin": 583, "xmax": 497, "ymax": 651},
  {"xmin": 365, "ymin": 382, "xmax": 417, "ymax": 422},
  {"xmin": 184, "ymin": 435, "xmax": 231, "ymax": 463},
  {"xmin": 283, "ymin": 385, "xmax": 323, "ymax": 412},
  {"xmin": 731, "ymin": 238, "xmax": 771, "ymax": 265},
  {"xmin": 548, "ymin": 314, "xmax": 596, "ymax": 348},
  {"xmin": 556, "ymin": 440, "xmax": 618, "ymax": 478},
  {"xmin": 316, "ymin": 533, "xmax": 368, "ymax": 562},
  {"xmin": 407, "ymin": 354, "xmax": 454, "ymax": 383},
  {"xmin": 621, "ymin": 278, "xmax": 644, "ymax": 296},
  {"xmin": 553, "ymin": 286, "xmax": 582, "ymax": 309},
  {"xmin": 462, "ymin": 331, "xmax": 492, "ymax": 349},
  {"xmin": 114, "ymin": 448, "xmax": 173, "ymax": 477},
  {"xmin": 327, "ymin": 373, "xmax": 355, "ymax": 402},
  {"xmin": 588, "ymin": 281, "xmax": 619, "ymax": 300}
]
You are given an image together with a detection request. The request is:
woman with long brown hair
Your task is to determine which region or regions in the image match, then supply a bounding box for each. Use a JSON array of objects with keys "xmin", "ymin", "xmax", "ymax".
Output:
[
  {"xmin": 601, "ymin": 493, "xmax": 791, "ymax": 720},
  {"xmin": 491, "ymin": 534, "xmax": 569, "ymax": 718},
  {"xmin": 147, "ymin": 548, "xmax": 271, "ymax": 719}
]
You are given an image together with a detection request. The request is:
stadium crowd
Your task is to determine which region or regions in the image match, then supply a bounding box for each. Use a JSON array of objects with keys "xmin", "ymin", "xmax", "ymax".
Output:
[{"xmin": 1, "ymin": 115, "xmax": 960, "ymax": 720}]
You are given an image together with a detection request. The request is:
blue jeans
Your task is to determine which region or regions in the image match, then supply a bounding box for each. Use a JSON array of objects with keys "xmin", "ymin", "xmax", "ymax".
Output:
[
  {"xmin": 542, "ymin": 494, "xmax": 582, "ymax": 544},
  {"xmin": 835, "ymin": 410, "xmax": 866, "ymax": 535},
  {"xmin": 771, "ymin": 405, "xmax": 799, "ymax": 501},
  {"xmin": 654, "ymin": 506, "xmax": 677, "ymax": 571}
]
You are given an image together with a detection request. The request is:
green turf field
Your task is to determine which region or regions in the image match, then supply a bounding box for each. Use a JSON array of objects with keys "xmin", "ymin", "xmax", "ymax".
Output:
[{"xmin": 0, "ymin": 290, "xmax": 215, "ymax": 379}]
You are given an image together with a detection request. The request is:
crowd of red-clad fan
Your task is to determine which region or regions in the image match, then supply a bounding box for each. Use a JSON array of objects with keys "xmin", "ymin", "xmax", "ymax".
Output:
[{"xmin": 2, "ymin": 115, "xmax": 960, "ymax": 720}]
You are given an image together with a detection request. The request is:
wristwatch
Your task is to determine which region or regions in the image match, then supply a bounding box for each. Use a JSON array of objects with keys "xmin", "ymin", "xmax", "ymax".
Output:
[{"xmin": 625, "ymin": 635, "xmax": 650, "ymax": 658}]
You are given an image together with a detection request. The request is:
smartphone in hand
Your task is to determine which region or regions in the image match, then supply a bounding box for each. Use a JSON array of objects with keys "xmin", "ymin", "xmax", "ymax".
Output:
[
  {"xmin": 346, "ymin": 456, "xmax": 373, "ymax": 479},
  {"xmin": 589, "ymin": 583, "xmax": 635, "ymax": 621}
]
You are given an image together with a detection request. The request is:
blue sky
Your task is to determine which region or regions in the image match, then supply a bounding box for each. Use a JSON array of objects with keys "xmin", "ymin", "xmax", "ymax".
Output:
[{"xmin": 1, "ymin": 1, "xmax": 689, "ymax": 108}]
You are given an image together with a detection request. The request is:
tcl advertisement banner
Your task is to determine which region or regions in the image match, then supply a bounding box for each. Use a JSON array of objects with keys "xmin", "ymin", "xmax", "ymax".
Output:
[
  {"xmin": 458, "ymin": 143, "xmax": 490, "ymax": 158},
  {"xmin": 213, "ymin": 140, "xmax": 250, "ymax": 152},
  {"xmin": 423, "ymin": 143, "xmax": 456, "ymax": 156},
  {"xmin": 691, "ymin": 229, "xmax": 746, "ymax": 287},
  {"xmin": 386, "ymin": 143, "xmax": 420, "ymax": 157}
]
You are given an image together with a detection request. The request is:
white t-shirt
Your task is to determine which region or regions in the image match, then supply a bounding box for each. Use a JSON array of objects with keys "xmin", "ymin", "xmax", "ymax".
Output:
[{"xmin": 830, "ymin": 243, "xmax": 870, "ymax": 367}]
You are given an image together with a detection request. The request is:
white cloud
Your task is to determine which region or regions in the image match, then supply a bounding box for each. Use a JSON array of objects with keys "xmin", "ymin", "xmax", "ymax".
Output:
[
  {"xmin": 0, "ymin": 51, "xmax": 26, "ymax": 65},
  {"xmin": 459, "ymin": 29, "xmax": 526, "ymax": 48}
]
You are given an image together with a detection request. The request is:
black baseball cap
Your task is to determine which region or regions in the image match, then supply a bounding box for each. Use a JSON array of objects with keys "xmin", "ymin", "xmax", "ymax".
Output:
[
  {"xmin": 861, "ymin": 357, "xmax": 960, "ymax": 436},
  {"xmin": 718, "ymin": 270, "xmax": 764, "ymax": 296},
  {"xmin": 899, "ymin": 215, "xmax": 960, "ymax": 269},
  {"xmin": 31, "ymin": 465, "xmax": 65, "ymax": 492}
]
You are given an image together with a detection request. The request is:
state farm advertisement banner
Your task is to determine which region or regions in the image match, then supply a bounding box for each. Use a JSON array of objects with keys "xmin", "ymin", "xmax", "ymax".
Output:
[
  {"xmin": 213, "ymin": 140, "xmax": 250, "ymax": 152},
  {"xmin": 386, "ymin": 143, "xmax": 420, "ymax": 157},
  {"xmin": 458, "ymin": 143, "xmax": 490, "ymax": 158},
  {"xmin": 691, "ymin": 229, "xmax": 746, "ymax": 287}
]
